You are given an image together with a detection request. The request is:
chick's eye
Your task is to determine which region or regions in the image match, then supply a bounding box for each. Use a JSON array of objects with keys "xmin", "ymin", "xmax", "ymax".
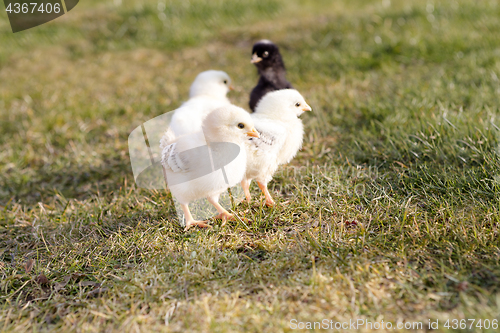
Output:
[
  {"xmin": 295, "ymin": 102, "xmax": 301, "ymax": 107},
  {"xmin": 238, "ymin": 123, "xmax": 245, "ymax": 129},
  {"xmin": 263, "ymin": 51, "xmax": 269, "ymax": 57},
  {"xmin": 223, "ymin": 80, "xmax": 227, "ymax": 84}
]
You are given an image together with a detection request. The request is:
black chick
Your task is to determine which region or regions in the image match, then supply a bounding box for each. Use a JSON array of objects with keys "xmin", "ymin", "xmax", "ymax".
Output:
[{"xmin": 249, "ymin": 40, "xmax": 293, "ymax": 112}]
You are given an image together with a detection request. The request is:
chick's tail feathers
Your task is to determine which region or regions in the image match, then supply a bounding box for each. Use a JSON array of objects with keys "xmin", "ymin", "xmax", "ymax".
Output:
[
  {"xmin": 161, "ymin": 142, "xmax": 187, "ymax": 172},
  {"xmin": 160, "ymin": 127, "xmax": 176, "ymax": 150}
]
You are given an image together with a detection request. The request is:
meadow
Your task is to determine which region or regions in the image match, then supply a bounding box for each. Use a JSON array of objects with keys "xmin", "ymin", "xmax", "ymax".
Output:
[{"xmin": 1, "ymin": 0, "xmax": 500, "ymax": 331}]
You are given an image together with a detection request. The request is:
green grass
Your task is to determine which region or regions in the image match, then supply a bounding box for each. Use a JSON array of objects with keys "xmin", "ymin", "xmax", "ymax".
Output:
[{"xmin": 1, "ymin": 0, "xmax": 500, "ymax": 331}]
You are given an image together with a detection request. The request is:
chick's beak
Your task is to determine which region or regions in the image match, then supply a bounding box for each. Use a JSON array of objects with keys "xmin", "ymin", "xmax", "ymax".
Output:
[
  {"xmin": 246, "ymin": 128, "xmax": 259, "ymax": 138},
  {"xmin": 302, "ymin": 103, "xmax": 312, "ymax": 112},
  {"xmin": 229, "ymin": 84, "xmax": 235, "ymax": 91},
  {"xmin": 251, "ymin": 53, "xmax": 262, "ymax": 64}
]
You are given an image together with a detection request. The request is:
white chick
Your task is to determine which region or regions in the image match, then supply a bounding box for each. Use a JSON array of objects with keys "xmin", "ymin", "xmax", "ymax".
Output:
[
  {"xmin": 160, "ymin": 70, "xmax": 233, "ymax": 146},
  {"xmin": 162, "ymin": 105, "xmax": 259, "ymax": 231},
  {"xmin": 242, "ymin": 89, "xmax": 312, "ymax": 207}
]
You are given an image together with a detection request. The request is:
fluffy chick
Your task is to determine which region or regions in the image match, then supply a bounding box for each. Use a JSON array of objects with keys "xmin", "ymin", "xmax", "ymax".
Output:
[
  {"xmin": 161, "ymin": 70, "xmax": 233, "ymax": 146},
  {"xmin": 249, "ymin": 40, "xmax": 293, "ymax": 112},
  {"xmin": 242, "ymin": 89, "xmax": 311, "ymax": 206},
  {"xmin": 162, "ymin": 106, "xmax": 259, "ymax": 231}
]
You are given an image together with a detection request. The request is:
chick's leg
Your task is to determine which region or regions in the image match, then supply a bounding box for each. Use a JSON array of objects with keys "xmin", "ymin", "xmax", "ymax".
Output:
[
  {"xmin": 241, "ymin": 179, "xmax": 252, "ymax": 203},
  {"xmin": 207, "ymin": 196, "xmax": 235, "ymax": 227},
  {"xmin": 257, "ymin": 181, "xmax": 275, "ymax": 207},
  {"xmin": 181, "ymin": 203, "xmax": 210, "ymax": 231}
]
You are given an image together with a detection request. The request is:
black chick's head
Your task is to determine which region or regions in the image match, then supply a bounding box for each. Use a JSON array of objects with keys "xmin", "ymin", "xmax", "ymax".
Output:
[{"xmin": 251, "ymin": 40, "xmax": 284, "ymax": 71}]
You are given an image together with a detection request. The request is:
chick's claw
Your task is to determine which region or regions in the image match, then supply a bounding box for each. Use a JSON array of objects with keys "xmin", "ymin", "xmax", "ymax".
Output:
[
  {"xmin": 214, "ymin": 211, "xmax": 235, "ymax": 227},
  {"xmin": 184, "ymin": 220, "xmax": 211, "ymax": 231},
  {"xmin": 265, "ymin": 198, "xmax": 276, "ymax": 207}
]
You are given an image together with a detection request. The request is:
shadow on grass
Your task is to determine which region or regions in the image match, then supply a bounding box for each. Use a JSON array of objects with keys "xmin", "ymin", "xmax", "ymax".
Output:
[{"xmin": 0, "ymin": 156, "xmax": 132, "ymax": 206}]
